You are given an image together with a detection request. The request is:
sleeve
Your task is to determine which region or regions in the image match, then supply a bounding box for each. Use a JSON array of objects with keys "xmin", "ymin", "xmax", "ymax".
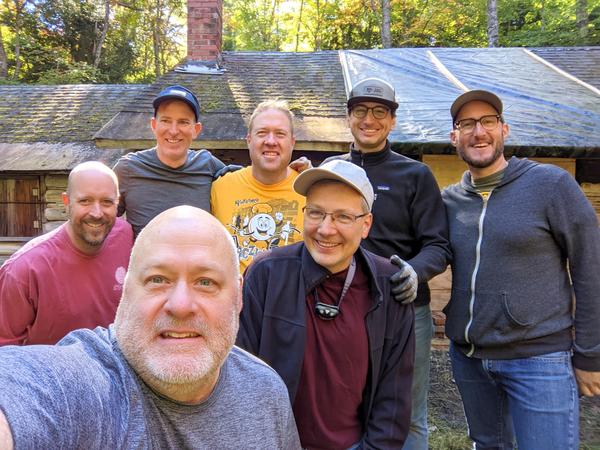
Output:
[
  {"xmin": 0, "ymin": 264, "xmax": 36, "ymax": 346},
  {"xmin": 406, "ymin": 166, "xmax": 452, "ymax": 282},
  {"xmin": 235, "ymin": 263, "xmax": 267, "ymax": 355},
  {"xmin": 0, "ymin": 349, "xmax": 77, "ymax": 449},
  {"xmin": 210, "ymin": 155, "xmax": 227, "ymax": 179},
  {"xmin": 112, "ymin": 159, "xmax": 127, "ymax": 217},
  {"xmin": 362, "ymin": 302, "xmax": 415, "ymax": 449},
  {"xmin": 548, "ymin": 171, "xmax": 600, "ymax": 371}
]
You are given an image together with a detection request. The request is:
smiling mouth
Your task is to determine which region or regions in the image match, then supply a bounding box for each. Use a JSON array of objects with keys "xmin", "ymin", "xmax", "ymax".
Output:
[
  {"xmin": 316, "ymin": 240, "xmax": 340, "ymax": 249},
  {"xmin": 263, "ymin": 151, "xmax": 279, "ymax": 157},
  {"xmin": 161, "ymin": 331, "xmax": 201, "ymax": 339},
  {"xmin": 166, "ymin": 138, "xmax": 182, "ymax": 144},
  {"xmin": 84, "ymin": 222, "xmax": 105, "ymax": 229}
]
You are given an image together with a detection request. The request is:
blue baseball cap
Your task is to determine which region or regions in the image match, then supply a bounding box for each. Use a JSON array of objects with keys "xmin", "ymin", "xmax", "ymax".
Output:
[{"xmin": 153, "ymin": 85, "xmax": 200, "ymax": 122}]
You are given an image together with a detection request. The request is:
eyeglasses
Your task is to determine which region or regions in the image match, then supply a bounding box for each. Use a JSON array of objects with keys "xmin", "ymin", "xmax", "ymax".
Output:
[
  {"xmin": 350, "ymin": 105, "xmax": 390, "ymax": 120},
  {"xmin": 454, "ymin": 115, "xmax": 502, "ymax": 134},
  {"xmin": 303, "ymin": 206, "xmax": 368, "ymax": 226}
]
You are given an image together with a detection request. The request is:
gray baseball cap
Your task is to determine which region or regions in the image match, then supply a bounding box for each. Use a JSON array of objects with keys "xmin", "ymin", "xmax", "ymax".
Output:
[
  {"xmin": 153, "ymin": 85, "xmax": 201, "ymax": 122},
  {"xmin": 451, "ymin": 90, "xmax": 503, "ymax": 123},
  {"xmin": 293, "ymin": 160, "xmax": 374, "ymax": 211},
  {"xmin": 347, "ymin": 78, "xmax": 399, "ymax": 111}
]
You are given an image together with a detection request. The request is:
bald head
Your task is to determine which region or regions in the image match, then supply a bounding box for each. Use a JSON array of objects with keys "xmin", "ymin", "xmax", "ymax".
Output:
[
  {"xmin": 130, "ymin": 205, "xmax": 239, "ymax": 280},
  {"xmin": 62, "ymin": 161, "xmax": 119, "ymax": 255},
  {"xmin": 115, "ymin": 205, "xmax": 243, "ymax": 404},
  {"xmin": 67, "ymin": 161, "xmax": 119, "ymax": 197}
]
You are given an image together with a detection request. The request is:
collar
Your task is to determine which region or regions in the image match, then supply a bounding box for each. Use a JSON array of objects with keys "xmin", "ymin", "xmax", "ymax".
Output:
[
  {"xmin": 349, "ymin": 140, "xmax": 392, "ymax": 166},
  {"xmin": 300, "ymin": 244, "xmax": 383, "ymax": 307}
]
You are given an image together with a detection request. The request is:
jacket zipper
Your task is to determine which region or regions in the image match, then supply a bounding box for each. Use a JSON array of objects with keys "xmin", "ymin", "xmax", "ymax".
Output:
[{"xmin": 465, "ymin": 190, "xmax": 492, "ymax": 357}]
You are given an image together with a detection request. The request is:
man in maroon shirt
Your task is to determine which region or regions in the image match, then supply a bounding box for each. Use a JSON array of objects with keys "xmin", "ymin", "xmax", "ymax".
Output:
[
  {"xmin": 238, "ymin": 160, "xmax": 415, "ymax": 449},
  {"xmin": 0, "ymin": 161, "xmax": 133, "ymax": 345}
]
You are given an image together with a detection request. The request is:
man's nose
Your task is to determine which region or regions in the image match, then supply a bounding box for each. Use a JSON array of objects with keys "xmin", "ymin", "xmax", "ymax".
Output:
[
  {"xmin": 473, "ymin": 121, "xmax": 487, "ymax": 136},
  {"xmin": 88, "ymin": 202, "xmax": 103, "ymax": 218},
  {"xmin": 164, "ymin": 280, "xmax": 198, "ymax": 318},
  {"xmin": 264, "ymin": 132, "xmax": 277, "ymax": 145},
  {"xmin": 317, "ymin": 214, "xmax": 337, "ymax": 235}
]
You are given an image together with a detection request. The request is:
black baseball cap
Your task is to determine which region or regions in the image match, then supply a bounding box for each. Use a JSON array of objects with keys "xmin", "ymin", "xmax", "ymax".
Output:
[
  {"xmin": 347, "ymin": 78, "xmax": 399, "ymax": 111},
  {"xmin": 153, "ymin": 85, "xmax": 201, "ymax": 122},
  {"xmin": 451, "ymin": 90, "xmax": 503, "ymax": 123}
]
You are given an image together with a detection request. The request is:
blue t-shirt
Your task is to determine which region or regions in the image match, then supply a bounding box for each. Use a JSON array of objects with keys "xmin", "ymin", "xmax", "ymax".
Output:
[{"xmin": 0, "ymin": 327, "xmax": 300, "ymax": 449}]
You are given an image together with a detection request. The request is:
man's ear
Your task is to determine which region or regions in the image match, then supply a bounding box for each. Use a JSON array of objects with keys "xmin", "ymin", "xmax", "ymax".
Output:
[
  {"xmin": 236, "ymin": 275, "xmax": 243, "ymax": 314},
  {"xmin": 449, "ymin": 130, "xmax": 458, "ymax": 147},
  {"xmin": 193, "ymin": 122, "xmax": 203, "ymax": 138},
  {"xmin": 502, "ymin": 122, "xmax": 510, "ymax": 139},
  {"xmin": 62, "ymin": 192, "xmax": 69, "ymax": 207}
]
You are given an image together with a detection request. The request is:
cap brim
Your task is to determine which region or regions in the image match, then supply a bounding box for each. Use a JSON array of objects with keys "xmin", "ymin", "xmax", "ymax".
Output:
[
  {"xmin": 451, "ymin": 90, "xmax": 503, "ymax": 122},
  {"xmin": 347, "ymin": 96, "xmax": 398, "ymax": 111},
  {"xmin": 293, "ymin": 168, "xmax": 364, "ymax": 199},
  {"xmin": 153, "ymin": 95, "xmax": 199, "ymax": 120}
]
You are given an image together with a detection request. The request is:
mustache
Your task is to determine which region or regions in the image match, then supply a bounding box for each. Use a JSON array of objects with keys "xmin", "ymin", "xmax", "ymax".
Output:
[{"xmin": 153, "ymin": 317, "xmax": 211, "ymax": 335}]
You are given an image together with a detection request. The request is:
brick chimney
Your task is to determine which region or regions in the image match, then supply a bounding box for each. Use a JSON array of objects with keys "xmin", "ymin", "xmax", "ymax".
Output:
[{"xmin": 187, "ymin": 0, "xmax": 222, "ymax": 61}]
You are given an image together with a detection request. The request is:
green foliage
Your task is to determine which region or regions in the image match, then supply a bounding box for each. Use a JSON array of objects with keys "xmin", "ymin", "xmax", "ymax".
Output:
[
  {"xmin": 36, "ymin": 60, "xmax": 107, "ymax": 83},
  {"xmin": 1, "ymin": 0, "xmax": 600, "ymax": 83}
]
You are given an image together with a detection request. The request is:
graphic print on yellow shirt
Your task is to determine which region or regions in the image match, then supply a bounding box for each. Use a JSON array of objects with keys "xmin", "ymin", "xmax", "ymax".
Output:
[{"xmin": 211, "ymin": 167, "xmax": 305, "ymax": 272}]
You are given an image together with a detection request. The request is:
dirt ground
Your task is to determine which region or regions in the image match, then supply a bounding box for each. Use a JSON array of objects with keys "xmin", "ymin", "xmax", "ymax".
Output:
[{"xmin": 428, "ymin": 349, "xmax": 600, "ymax": 449}]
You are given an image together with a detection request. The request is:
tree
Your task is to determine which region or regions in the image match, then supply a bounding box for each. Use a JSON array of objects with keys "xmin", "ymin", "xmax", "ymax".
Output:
[
  {"xmin": 0, "ymin": 25, "xmax": 7, "ymax": 78},
  {"xmin": 381, "ymin": 0, "xmax": 391, "ymax": 47},
  {"xmin": 487, "ymin": 0, "xmax": 499, "ymax": 46},
  {"xmin": 577, "ymin": 0, "xmax": 589, "ymax": 39}
]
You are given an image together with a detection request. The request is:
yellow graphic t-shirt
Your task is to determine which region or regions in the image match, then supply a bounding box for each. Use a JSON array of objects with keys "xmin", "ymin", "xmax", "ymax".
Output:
[{"xmin": 211, "ymin": 167, "xmax": 305, "ymax": 272}]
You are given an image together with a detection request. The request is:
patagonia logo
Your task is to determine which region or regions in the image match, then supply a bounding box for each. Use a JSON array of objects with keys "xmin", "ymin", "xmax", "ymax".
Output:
[{"xmin": 376, "ymin": 185, "xmax": 390, "ymax": 191}]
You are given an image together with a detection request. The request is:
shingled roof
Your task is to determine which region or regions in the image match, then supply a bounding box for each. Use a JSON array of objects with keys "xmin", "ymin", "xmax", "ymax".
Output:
[
  {"xmin": 530, "ymin": 47, "xmax": 600, "ymax": 89},
  {"xmin": 94, "ymin": 51, "xmax": 351, "ymax": 151},
  {"xmin": 2, "ymin": 46, "xmax": 600, "ymax": 171},
  {"xmin": 0, "ymin": 84, "xmax": 147, "ymax": 171},
  {"xmin": 0, "ymin": 84, "xmax": 146, "ymax": 143}
]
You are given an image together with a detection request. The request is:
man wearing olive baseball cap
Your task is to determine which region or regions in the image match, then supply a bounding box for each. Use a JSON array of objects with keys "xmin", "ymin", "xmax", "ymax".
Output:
[
  {"xmin": 237, "ymin": 159, "xmax": 415, "ymax": 449},
  {"xmin": 443, "ymin": 89, "xmax": 600, "ymax": 449},
  {"xmin": 323, "ymin": 77, "xmax": 451, "ymax": 450},
  {"xmin": 113, "ymin": 84, "xmax": 226, "ymax": 236}
]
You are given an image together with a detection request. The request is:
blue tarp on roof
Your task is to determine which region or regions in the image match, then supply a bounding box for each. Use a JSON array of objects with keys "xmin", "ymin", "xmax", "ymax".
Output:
[{"xmin": 340, "ymin": 48, "xmax": 600, "ymax": 151}]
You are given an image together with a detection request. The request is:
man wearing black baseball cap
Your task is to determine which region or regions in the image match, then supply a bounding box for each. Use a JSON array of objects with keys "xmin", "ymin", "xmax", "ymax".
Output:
[
  {"xmin": 113, "ymin": 85, "xmax": 226, "ymax": 236},
  {"xmin": 324, "ymin": 77, "xmax": 451, "ymax": 450},
  {"xmin": 443, "ymin": 89, "xmax": 600, "ymax": 449}
]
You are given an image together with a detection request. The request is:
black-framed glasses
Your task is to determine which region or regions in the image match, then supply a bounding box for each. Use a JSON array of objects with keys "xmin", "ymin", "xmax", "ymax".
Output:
[
  {"xmin": 302, "ymin": 206, "xmax": 368, "ymax": 226},
  {"xmin": 454, "ymin": 115, "xmax": 502, "ymax": 134},
  {"xmin": 350, "ymin": 105, "xmax": 390, "ymax": 119}
]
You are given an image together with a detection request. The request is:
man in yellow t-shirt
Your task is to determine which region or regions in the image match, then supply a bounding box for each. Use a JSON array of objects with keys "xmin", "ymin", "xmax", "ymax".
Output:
[{"xmin": 211, "ymin": 100, "xmax": 305, "ymax": 272}]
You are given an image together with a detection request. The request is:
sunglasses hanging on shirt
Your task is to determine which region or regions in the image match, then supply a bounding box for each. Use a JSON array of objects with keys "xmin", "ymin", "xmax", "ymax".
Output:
[{"xmin": 314, "ymin": 258, "xmax": 356, "ymax": 320}]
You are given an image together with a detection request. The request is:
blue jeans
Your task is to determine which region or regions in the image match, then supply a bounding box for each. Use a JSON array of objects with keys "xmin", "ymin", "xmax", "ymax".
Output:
[
  {"xmin": 402, "ymin": 304, "xmax": 433, "ymax": 450},
  {"xmin": 450, "ymin": 344, "xmax": 579, "ymax": 450}
]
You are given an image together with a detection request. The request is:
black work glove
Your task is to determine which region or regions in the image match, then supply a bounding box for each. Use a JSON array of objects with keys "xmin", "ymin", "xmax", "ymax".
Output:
[{"xmin": 390, "ymin": 255, "xmax": 418, "ymax": 304}]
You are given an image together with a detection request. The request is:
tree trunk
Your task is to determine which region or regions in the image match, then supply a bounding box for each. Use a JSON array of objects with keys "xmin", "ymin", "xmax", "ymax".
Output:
[
  {"xmin": 576, "ymin": 0, "xmax": 589, "ymax": 40},
  {"xmin": 487, "ymin": 0, "xmax": 499, "ymax": 47},
  {"xmin": 12, "ymin": 0, "xmax": 26, "ymax": 80},
  {"xmin": 294, "ymin": 0, "xmax": 304, "ymax": 51},
  {"xmin": 93, "ymin": 0, "xmax": 111, "ymax": 68},
  {"xmin": 153, "ymin": 0, "xmax": 162, "ymax": 78},
  {"xmin": 381, "ymin": 0, "xmax": 392, "ymax": 48},
  {"xmin": 0, "ymin": 26, "xmax": 8, "ymax": 79}
]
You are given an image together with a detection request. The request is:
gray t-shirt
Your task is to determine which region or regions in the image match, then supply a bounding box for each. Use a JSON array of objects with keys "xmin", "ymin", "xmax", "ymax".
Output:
[
  {"xmin": 0, "ymin": 327, "xmax": 300, "ymax": 449},
  {"xmin": 113, "ymin": 148, "xmax": 225, "ymax": 236}
]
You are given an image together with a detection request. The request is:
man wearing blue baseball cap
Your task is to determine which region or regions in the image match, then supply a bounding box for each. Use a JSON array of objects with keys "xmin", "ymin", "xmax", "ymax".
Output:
[{"xmin": 113, "ymin": 85, "xmax": 226, "ymax": 236}]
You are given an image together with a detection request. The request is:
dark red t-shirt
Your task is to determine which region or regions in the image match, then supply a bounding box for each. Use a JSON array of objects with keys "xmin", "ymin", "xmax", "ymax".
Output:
[{"xmin": 293, "ymin": 260, "xmax": 371, "ymax": 450}]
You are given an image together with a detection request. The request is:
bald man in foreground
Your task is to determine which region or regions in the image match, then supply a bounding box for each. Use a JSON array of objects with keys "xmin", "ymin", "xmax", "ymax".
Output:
[
  {"xmin": 0, "ymin": 161, "xmax": 133, "ymax": 345},
  {"xmin": 0, "ymin": 206, "xmax": 300, "ymax": 449}
]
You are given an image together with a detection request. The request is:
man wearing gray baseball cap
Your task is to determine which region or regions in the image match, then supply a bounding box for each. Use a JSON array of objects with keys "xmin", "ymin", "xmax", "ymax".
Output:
[
  {"xmin": 324, "ymin": 77, "xmax": 451, "ymax": 450},
  {"xmin": 237, "ymin": 159, "xmax": 415, "ymax": 449}
]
